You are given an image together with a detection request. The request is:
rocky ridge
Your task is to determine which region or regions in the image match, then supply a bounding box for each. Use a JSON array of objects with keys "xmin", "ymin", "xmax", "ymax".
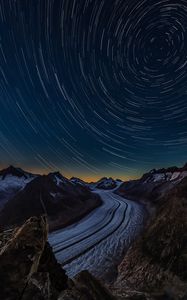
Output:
[{"xmin": 116, "ymin": 163, "xmax": 187, "ymax": 209}]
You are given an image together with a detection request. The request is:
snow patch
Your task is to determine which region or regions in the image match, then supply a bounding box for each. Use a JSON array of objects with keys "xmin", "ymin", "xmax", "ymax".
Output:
[{"xmin": 0, "ymin": 174, "xmax": 34, "ymax": 192}]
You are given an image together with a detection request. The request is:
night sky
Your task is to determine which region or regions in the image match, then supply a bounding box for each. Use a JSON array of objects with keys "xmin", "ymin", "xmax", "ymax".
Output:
[{"xmin": 0, "ymin": 0, "xmax": 187, "ymax": 181}]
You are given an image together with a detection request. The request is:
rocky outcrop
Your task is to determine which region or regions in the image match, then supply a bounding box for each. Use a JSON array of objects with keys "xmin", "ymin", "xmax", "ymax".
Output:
[
  {"xmin": 59, "ymin": 271, "xmax": 115, "ymax": 300},
  {"xmin": 0, "ymin": 216, "xmax": 116, "ymax": 300},
  {"xmin": 113, "ymin": 177, "xmax": 187, "ymax": 299},
  {"xmin": 0, "ymin": 216, "xmax": 68, "ymax": 300}
]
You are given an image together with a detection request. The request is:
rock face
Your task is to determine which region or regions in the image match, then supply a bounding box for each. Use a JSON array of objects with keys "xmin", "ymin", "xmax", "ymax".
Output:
[
  {"xmin": 0, "ymin": 172, "xmax": 101, "ymax": 231},
  {"xmin": 113, "ymin": 177, "xmax": 187, "ymax": 299},
  {"xmin": 59, "ymin": 271, "xmax": 115, "ymax": 300},
  {"xmin": 0, "ymin": 216, "xmax": 68, "ymax": 300},
  {"xmin": 0, "ymin": 216, "xmax": 116, "ymax": 300}
]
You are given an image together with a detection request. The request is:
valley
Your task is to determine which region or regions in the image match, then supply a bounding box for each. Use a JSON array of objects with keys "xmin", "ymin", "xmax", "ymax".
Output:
[
  {"xmin": 0, "ymin": 164, "xmax": 187, "ymax": 299},
  {"xmin": 49, "ymin": 188, "xmax": 146, "ymax": 281}
]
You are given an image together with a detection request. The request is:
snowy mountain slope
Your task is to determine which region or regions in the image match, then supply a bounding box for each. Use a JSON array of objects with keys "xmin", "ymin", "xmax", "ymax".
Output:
[
  {"xmin": 0, "ymin": 166, "xmax": 36, "ymax": 209},
  {"xmin": 142, "ymin": 170, "xmax": 187, "ymax": 183},
  {"xmin": 116, "ymin": 163, "xmax": 187, "ymax": 206},
  {"xmin": 89, "ymin": 177, "xmax": 122, "ymax": 190},
  {"xmin": 0, "ymin": 171, "xmax": 101, "ymax": 231},
  {"xmin": 69, "ymin": 176, "xmax": 123, "ymax": 190},
  {"xmin": 70, "ymin": 177, "xmax": 88, "ymax": 186}
]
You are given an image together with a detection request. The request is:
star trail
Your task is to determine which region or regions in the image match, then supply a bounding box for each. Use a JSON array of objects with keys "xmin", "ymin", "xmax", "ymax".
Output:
[{"xmin": 0, "ymin": 0, "xmax": 187, "ymax": 180}]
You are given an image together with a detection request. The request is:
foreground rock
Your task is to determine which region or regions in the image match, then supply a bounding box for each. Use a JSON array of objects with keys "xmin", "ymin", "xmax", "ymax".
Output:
[
  {"xmin": 0, "ymin": 216, "xmax": 68, "ymax": 300},
  {"xmin": 0, "ymin": 216, "xmax": 115, "ymax": 300},
  {"xmin": 59, "ymin": 271, "xmax": 115, "ymax": 300}
]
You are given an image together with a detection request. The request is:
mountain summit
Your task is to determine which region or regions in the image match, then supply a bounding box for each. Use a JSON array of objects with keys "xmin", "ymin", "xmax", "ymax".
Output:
[
  {"xmin": 0, "ymin": 166, "xmax": 36, "ymax": 210},
  {"xmin": 0, "ymin": 165, "xmax": 34, "ymax": 180}
]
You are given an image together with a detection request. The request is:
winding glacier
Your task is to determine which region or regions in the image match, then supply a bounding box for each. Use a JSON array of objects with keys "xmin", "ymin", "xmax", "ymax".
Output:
[{"xmin": 49, "ymin": 188, "xmax": 146, "ymax": 281}]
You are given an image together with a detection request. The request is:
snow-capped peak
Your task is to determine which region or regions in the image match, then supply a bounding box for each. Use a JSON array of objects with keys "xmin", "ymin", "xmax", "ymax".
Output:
[
  {"xmin": 142, "ymin": 163, "xmax": 187, "ymax": 184},
  {"xmin": 0, "ymin": 165, "xmax": 34, "ymax": 180},
  {"xmin": 0, "ymin": 166, "xmax": 36, "ymax": 209},
  {"xmin": 48, "ymin": 171, "xmax": 70, "ymax": 187},
  {"xmin": 70, "ymin": 177, "xmax": 87, "ymax": 186}
]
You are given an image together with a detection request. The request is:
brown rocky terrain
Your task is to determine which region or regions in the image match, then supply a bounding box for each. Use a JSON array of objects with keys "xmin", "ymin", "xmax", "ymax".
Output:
[
  {"xmin": 0, "ymin": 216, "xmax": 115, "ymax": 300},
  {"xmin": 113, "ymin": 177, "xmax": 187, "ymax": 299},
  {"xmin": 0, "ymin": 216, "xmax": 67, "ymax": 300}
]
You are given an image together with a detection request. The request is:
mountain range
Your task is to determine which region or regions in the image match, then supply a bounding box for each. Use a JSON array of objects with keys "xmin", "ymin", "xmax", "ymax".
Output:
[
  {"xmin": 0, "ymin": 166, "xmax": 122, "ymax": 231},
  {"xmin": 116, "ymin": 163, "xmax": 187, "ymax": 207},
  {"xmin": 0, "ymin": 163, "xmax": 187, "ymax": 299}
]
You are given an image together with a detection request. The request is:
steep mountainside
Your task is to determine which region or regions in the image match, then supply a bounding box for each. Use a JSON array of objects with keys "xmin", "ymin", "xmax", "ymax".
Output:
[
  {"xmin": 113, "ymin": 177, "xmax": 187, "ymax": 299},
  {"xmin": 70, "ymin": 177, "xmax": 88, "ymax": 186},
  {"xmin": 0, "ymin": 166, "xmax": 36, "ymax": 210},
  {"xmin": 116, "ymin": 163, "xmax": 187, "ymax": 207},
  {"xmin": 0, "ymin": 172, "xmax": 101, "ymax": 231}
]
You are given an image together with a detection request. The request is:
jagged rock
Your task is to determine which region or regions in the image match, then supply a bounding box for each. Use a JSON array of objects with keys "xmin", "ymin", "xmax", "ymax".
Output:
[
  {"xmin": 0, "ymin": 216, "xmax": 114, "ymax": 300},
  {"xmin": 21, "ymin": 272, "xmax": 51, "ymax": 300},
  {"xmin": 0, "ymin": 216, "xmax": 47, "ymax": 299},
  {"xmin": 0, "ymin": 228, "xmax": 16, "ymax": 250},
  {"xmin": 58, "ymin": 270, "xmax": 116, "ymax": 300},
  {"xmin": 0, "ymin": 216, "xmax": 68, "ymax": 300},
  {"xmin": 38, "ymin": 241, "xmax": 68, "ymax": 293}
]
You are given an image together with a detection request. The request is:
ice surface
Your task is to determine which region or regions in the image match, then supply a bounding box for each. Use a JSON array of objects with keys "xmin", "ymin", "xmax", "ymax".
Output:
[{"xmin": 49, "ymin": 187, "xmax": 146, "ymax": 280}]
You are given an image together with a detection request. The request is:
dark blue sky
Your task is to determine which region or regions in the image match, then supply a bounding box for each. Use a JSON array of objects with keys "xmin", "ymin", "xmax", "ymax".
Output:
[{"xmin": 0, "ymin": 0, "xmax": 187, "ymax": 180}]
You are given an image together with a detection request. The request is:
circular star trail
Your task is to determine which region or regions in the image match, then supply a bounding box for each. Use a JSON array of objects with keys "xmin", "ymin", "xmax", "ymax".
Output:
[{"xmin": 0, "ymin": 0, "xmax": 187, "ymax": 179}]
